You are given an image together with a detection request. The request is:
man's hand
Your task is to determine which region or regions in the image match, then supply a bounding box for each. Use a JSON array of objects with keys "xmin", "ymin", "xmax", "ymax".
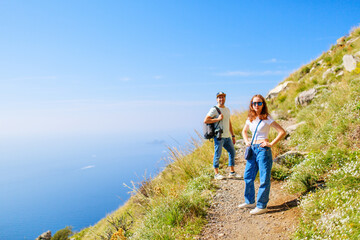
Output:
[
  {"xmin": 232, "ymin": 136, "xmax": 236, "ymax": 144},
  {"xmin": 217, "ymin": 114, "xmax": 223, "ymax": 121}
]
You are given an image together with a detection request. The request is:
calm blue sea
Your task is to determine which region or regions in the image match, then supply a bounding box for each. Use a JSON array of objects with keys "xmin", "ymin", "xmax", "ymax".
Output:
[{"xmin": 0, "ymin": 133, "xmax": 191, "ymax": 240}]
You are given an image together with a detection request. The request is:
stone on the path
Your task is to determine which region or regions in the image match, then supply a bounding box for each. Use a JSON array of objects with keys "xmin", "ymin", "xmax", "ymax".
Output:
[
  {"xmin": 295, "ymin": 88, "xmax": 317, "ymax": 106},
  {"xmin": 266, "ymin": 81, "xmax": 294, "ymax": 100},
  {"xmin": 234, "ymin": 139, "xmax": 245, "ymax": 149}
]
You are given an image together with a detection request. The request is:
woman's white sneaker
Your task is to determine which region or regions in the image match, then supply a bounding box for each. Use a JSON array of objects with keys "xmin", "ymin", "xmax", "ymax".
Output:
[
  {"xmin": 214, "ymin": 174, "xmax": 225, "ymax": 180},
  {"xmin": 250, "ymin": 207, "xmax": 268, "ymax": 215},
  {"xmin": 238, "ymin": 203, "xmax": 256, "ymax": 209},
  {"xmin": 228, "ymin": 172, "xmax": 243, "ymax": 179}
]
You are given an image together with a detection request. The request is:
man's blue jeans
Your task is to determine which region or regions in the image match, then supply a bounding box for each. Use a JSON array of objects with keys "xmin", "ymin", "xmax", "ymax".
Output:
[
  {"xmin": 244, "ymin": 144, "xmax": 273, "ymax": 209},
  {"xmin": 213, "ymin": 137, "xmax": 235, "ymax": 168}
]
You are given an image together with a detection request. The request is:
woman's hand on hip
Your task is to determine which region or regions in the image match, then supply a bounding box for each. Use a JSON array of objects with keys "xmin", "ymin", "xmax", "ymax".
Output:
[{"xmin": 260, "ymin": 141, "xmax": 272, "ymax": 148}]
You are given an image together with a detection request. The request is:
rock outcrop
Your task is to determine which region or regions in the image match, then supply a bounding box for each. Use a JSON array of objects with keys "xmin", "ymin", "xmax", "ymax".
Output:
[
  {"xmin": 343, "ymin": 54, "xmax": 358, "ymax": 72},
  {"xmin": 36, "ymin": 231, "xmax": 52, "ymax": 240},
  {"xmin": 295, "ymin": 88, "xmax": 317, "ymax": 106},
  {"xmin": 270, "ymin": 110, "xmax": 288, "ymax": 120},
  {"xmin": 336, "ymin": 70, "xmax": 344, "ymax": 77},
  {"xmin": 266, "ymin": 81, "xmax": 294, "ymax": 100},
  {"xmin": 322, "ymin": 66, "xmax": 339, "ymax": 79},
  {"xmin": 285, "ymin": 121, "xmax": 306, "ymax": 138}
]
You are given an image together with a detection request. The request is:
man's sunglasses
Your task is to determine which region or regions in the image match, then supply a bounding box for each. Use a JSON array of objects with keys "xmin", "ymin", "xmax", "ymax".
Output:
[{"xmin": 252, "ymin": 102, "xmax": 263, "ymax": 106}]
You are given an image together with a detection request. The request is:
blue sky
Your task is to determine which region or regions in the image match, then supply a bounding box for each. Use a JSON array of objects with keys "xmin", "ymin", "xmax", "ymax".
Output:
[{"xmin": 1, "ymin": 0, "xmax": 359, "ymax": 139}]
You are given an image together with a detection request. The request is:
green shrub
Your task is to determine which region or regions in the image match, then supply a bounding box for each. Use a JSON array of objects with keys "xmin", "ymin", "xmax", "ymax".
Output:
[
  {"xmin": 282, "ymin": 154, "xmax": 305, "ymax": 169},
  {"xmin": 277, "ymin": 93, "xmax": 287, "ymax": 103},
  {"xmin": 51, "ymin": 226, "xmax": 72, "ymax": 240},
  {"xmin": 296, "ymin": 84, "xmax": 307, "ymax": 93},
  {"xmin": 355, "ymin": 62, "xmax": 360, "ymax": 74},
  {"xmin": 324, "ymin": 56, "xmax": 332, "ymax": 66},
  {"xmin": 271, "ymin": 163, "xmax": 291, "ymax": 180},
  {"xmin": 300, "ymin": 66, "xmax": 310, "ymax": 78},
  {"xmin": 332, "ymin": 48, "xmax": 345, "ymax": 66}
]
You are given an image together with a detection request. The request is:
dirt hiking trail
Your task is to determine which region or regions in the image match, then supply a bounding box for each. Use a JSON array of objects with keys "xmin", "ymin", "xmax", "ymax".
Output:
[{"xmin": 198, "ymin": 120, "xmax": 300, "ymax": 240}]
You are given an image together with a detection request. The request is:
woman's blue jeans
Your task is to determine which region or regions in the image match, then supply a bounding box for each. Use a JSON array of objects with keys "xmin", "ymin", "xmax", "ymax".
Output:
[
  {"xmin": 213, "ymin": 137, "xmax": 235, "ymax": 168},
  {"xmin": 244, "ymin": 144, "xmax": 273, "ymax": 209}
]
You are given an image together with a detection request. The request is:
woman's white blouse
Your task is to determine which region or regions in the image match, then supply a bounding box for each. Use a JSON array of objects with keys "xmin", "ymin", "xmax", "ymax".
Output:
[{"xmin": 246, "ymin": 116, "xmax": 274, "ymax": 141}]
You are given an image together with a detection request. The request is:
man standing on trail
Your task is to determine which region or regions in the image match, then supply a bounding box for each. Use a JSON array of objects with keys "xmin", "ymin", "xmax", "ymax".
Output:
[{"xmin": 204, "ymin": 92, "xmax": 242, "ymax": 180}]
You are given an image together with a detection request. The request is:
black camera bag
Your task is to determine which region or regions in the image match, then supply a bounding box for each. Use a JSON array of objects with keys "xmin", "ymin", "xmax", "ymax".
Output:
[{"xmin": 203, "ymin": 106, "xmax": 222, "ymax": 139}]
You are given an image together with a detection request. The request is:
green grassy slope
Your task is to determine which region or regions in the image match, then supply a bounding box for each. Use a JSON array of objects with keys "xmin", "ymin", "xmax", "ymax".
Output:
[
  {"xmin": 71, "ymin": 26, "xmax": 360, "ymax": 240},
  {"xmin": 268, "ymin": 26, "xmax": 360, "ymax": 239}
]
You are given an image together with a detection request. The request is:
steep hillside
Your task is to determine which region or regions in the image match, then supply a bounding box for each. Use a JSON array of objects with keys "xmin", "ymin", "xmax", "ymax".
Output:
[
  {"xmin": 265, "ymin": 25, "xmax": 360, "ymax": 239},
  {"xmin": 71, "ymin": 26, "xmax": 360, "ymax": 240}
]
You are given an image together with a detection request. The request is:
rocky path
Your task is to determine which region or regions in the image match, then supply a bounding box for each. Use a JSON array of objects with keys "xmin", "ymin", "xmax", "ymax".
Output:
[{"xmin": 198, "ymin": 138, "xmax": 300, "ymax": 240}]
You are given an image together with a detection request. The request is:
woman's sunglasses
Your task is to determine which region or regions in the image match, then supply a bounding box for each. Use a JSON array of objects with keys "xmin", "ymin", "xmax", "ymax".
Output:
[{"xmin": 252, "ymin": 102, "xmax": 263, "ymax": 106}]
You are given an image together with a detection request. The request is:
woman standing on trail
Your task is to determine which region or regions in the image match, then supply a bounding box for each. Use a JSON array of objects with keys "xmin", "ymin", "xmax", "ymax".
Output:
[{"xmin": 238, "ymin": 94, "xmax": 286, "ymax": 215}]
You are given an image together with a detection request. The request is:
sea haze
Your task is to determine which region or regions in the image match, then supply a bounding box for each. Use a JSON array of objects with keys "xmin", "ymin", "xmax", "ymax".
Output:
[{"xmin": 0, "ymin": 133, "xmax": 190, "ymax": 240}]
